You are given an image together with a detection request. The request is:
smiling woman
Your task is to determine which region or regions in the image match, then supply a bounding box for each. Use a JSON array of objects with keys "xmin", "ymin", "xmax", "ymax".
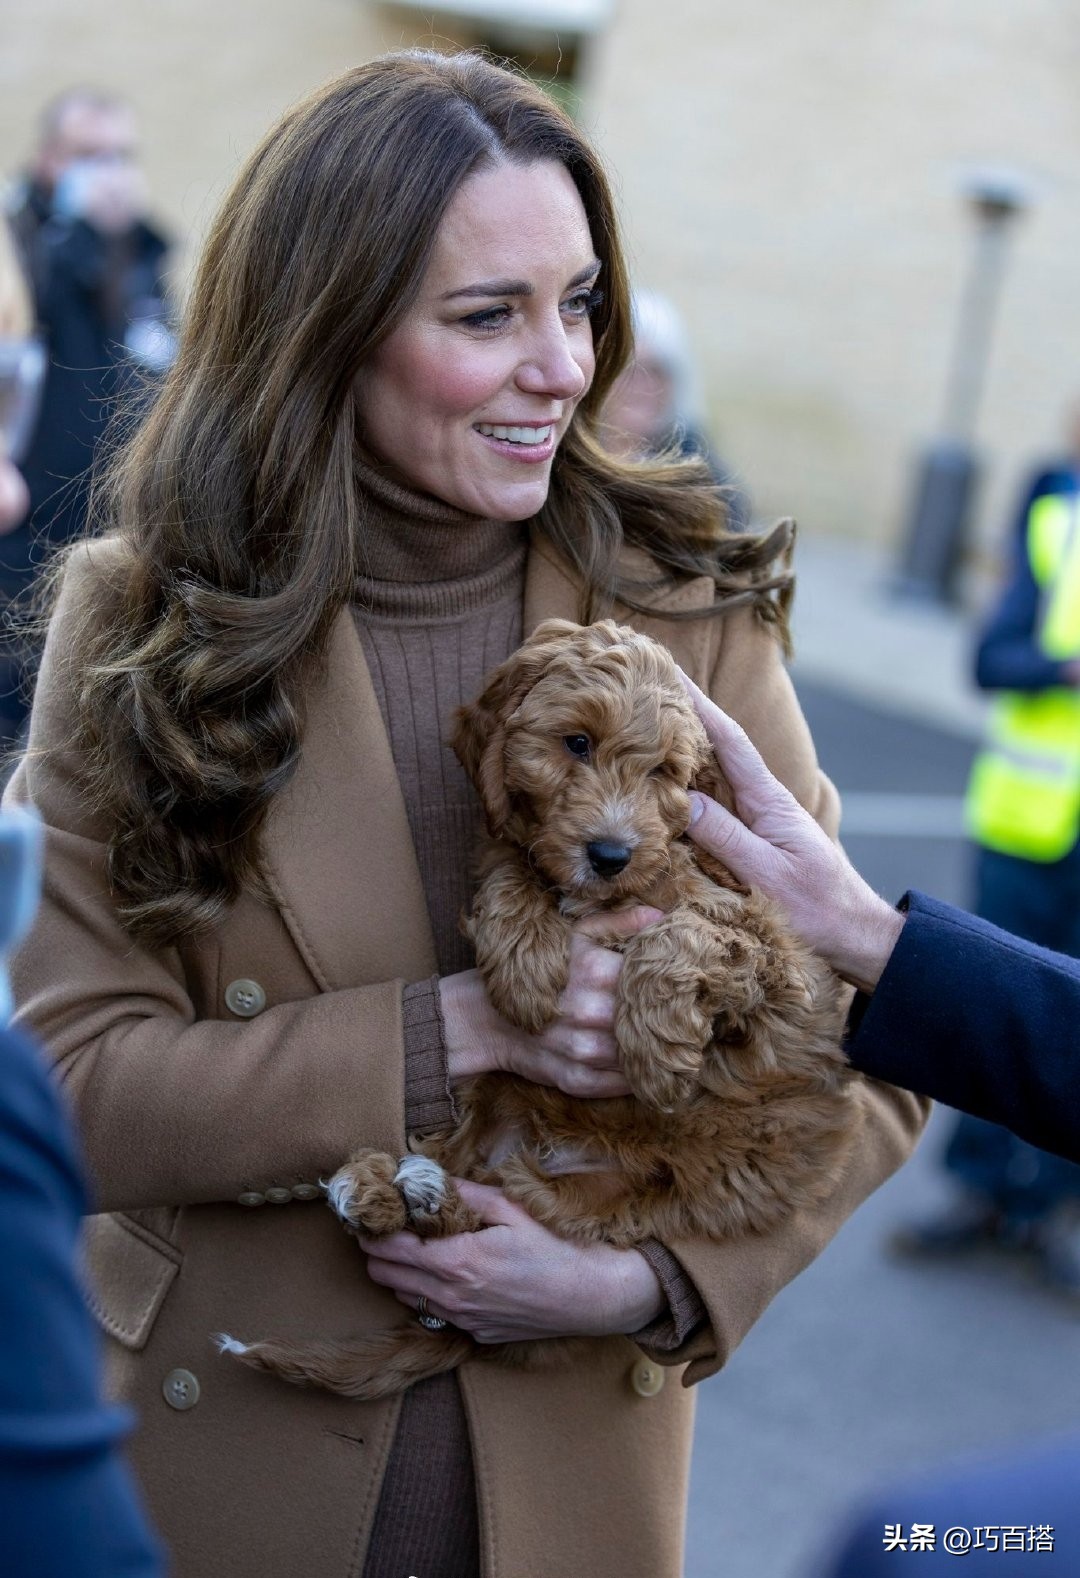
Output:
[
  {"xmin": 355, "ymin": 160, "xmax": 598, "ymax": 520},
  {"xmin": 4, "ymin": 48, "xmax": 927, "ymax": 1578}
]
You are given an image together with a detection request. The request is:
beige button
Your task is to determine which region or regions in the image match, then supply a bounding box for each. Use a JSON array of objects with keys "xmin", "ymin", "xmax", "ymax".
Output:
[
  {"xmin": 224, "ymin": 978, "xmax": 266, "ymax": 1018},
  {"xmin": 237, "ymin": 1191, "xmax": 265, "ymax": 1208},
  {"xmin": 162, "ymin": 1368, "xmax": 200, "ymax": 1411},
  {"xmin": 630, "ymin": 1358, "xmax": 665, "ymax": 1398},
  {"xmin": 265, "ymin": 1187, "xmax": 292, "ymax": 1205},
  {"xmin": 291, "ymin": 1183, "xmax": 322, "ymax": 1201}
]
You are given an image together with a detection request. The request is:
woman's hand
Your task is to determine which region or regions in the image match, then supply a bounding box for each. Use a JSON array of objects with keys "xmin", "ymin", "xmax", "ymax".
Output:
[
  {"xmin": 680, "ymin": 672, "xmax": 904, "ymax": 994},
  {"xmin": 360, "ymin": 1180, "xmax": 665, "ymax": 1341},
  {"xmin": 440, "ymin": 906, "xmax": 663, "ymax": 1098}
]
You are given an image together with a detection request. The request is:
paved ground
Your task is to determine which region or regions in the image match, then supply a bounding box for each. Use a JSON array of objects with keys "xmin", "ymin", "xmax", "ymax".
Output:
[{"xmin": 683, "ymin": 674, "xmax": 1080, "ymax": 1578}]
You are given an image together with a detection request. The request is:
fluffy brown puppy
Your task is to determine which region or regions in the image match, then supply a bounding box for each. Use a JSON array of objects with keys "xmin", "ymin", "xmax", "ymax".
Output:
[{"xmin": 221, "ymin": 620, "xmax": 858, "ymax": 1399}]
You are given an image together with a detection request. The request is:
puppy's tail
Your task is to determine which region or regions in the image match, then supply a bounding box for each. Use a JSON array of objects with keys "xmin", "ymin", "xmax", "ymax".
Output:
[{"xmin": 214, "ymin": 1325, "xmax": 476, "ymax": 1401}]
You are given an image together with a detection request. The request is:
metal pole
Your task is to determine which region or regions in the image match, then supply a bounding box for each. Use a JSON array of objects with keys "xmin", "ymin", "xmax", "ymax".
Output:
[{"xmin": 894, "ymin": 178, "xmax": 1027, "ymax": 603}]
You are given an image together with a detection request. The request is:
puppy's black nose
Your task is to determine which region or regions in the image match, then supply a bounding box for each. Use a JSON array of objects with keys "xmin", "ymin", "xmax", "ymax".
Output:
[{"xmin": 586, "ymin": 840, "xmax": 632, "ymax": 878}]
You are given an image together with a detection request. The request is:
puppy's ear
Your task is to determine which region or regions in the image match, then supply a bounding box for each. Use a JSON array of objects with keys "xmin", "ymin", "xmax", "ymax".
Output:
[
  {"xmin": 452, "ymin": 628, "xmax": 570, "ymax": 835},
  {"xmin": 690, "ymin": 737, "xmax": 738, "ymax": 817}
]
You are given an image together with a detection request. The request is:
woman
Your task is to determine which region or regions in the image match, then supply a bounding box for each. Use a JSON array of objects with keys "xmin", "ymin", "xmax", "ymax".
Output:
[{"xmin": 6, "ymin": 52, "xmax": 927, "ymax": 1578}]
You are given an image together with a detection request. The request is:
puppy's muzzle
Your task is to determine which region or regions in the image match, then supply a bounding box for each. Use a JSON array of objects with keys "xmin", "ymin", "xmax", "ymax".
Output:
[{"xmin": 586, "ymin": 840, "xmax": 633, "ymax": 878}]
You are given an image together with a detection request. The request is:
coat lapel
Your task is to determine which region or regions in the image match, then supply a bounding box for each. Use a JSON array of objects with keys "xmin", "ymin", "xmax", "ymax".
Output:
[
  {"xmin": 261, "ymin": 609, "xmax": 437, "ymax": 992},
  {"xmin": 524, "ymin": 528, "xmax": 718, "ymax": 687},
  {"xmin": 263, "ymin": 537, "xmax": 717, "ymax": 992}
]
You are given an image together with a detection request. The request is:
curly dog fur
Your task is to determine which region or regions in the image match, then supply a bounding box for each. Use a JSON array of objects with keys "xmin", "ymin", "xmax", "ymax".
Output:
[{"xmin": 221, "ymin": 620, "xmax": 859, "ymax": 1399}]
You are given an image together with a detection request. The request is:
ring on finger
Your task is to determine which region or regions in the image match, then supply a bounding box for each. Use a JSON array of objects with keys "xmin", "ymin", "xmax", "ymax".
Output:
[{"xmin": 416, "ymin": 1294, "xmax": 448, "ymax": 1332}]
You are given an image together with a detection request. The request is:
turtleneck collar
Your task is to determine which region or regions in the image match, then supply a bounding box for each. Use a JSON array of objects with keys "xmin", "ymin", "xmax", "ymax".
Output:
[{"xmin": 354, "ymin": 453, "xmax": 528, "ymax": 588}]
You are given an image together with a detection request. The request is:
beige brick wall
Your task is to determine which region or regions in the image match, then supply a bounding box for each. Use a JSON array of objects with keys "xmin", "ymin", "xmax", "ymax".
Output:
[
  {"xmin": 585, "ymin": 0, "xmax": 1080, "ymax": 561},
  {"xmin": 0, "ymin": 0, "xmax": 386, "ymax": 273},
  {"xmin": 4, "ymin": 0, "xmax": 1078, "ymax": 563}
]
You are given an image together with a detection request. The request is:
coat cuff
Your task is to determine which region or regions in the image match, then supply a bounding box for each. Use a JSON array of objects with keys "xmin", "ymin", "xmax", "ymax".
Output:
[
  {"xmin": 402, "ymin": 979, "xmax": 457, "ymax": 1134},
  {"xmin": 632, "ymin": 1239, "xmax": 707, "ymax": 1351}
]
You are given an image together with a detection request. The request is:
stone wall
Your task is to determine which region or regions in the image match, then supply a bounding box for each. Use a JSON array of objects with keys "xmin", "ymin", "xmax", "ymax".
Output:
[{"xmin": 4, "ymin": 0, "xmax": 1078, "ymax": 563}]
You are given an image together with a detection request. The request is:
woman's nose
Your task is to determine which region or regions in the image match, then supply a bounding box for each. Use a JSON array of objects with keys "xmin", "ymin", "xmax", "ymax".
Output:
[{"xmin": 515, "ymin": 325, "xmax": 590, "ymax": 402}]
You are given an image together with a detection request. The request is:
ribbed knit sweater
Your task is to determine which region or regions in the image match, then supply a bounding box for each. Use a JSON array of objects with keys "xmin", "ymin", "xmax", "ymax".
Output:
[{"xmin": 350, "ymin": 459, "xmax": 703, "ymax": 1577}]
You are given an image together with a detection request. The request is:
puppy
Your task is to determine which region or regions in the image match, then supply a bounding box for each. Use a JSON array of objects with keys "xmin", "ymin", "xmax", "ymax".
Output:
[{"xmin": 221, "ymin": 619, "xmax": 858, "ymax": 1399}]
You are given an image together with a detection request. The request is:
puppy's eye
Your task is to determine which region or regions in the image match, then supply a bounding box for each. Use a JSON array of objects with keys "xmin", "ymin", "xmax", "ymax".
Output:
[{"xmin": 563, "ymin": 734, "xmax": 591, "ymax": 760}]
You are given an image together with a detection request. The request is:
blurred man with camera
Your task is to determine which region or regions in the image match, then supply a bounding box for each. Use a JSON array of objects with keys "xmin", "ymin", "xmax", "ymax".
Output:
[{"xmin": 2, "ymin": 88, "xmax": 174, "ymax": 748}]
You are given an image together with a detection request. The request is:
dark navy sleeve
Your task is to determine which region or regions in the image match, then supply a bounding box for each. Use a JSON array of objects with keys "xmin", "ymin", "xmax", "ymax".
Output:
[
  {"xmin": 845, "ymin": 891, "xmax": 1080, "ymax": 1165},
  {"xmin": 0, "ymin": 1026, "xmax": 163, "ymax": 1576},
  {"xmin": 974, "ymin": 471, "xmax": 1078, "ymax": 693},
  {"xmin": 827, "ymin": 1430, "xmax": 1080, "ymax": 1575}
]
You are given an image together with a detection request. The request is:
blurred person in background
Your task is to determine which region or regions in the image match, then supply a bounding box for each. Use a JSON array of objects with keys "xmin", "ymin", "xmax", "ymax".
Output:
[
  {"xmin": 893, "ymin": 423, "xmax": 1080, "ymax": 1299},
  {"xmin": 1, "ymin": 87, "xmax": 174, "ymax": 750},
  {"xmin": 598, "ymin": 285, "xmax": 751, "ymax": 527},
  {"xmin": 0, "ymin": 217, "xmax": 162, "ymax": 1577},
  {"xmin": 3, "ymin": 52, "xmax": 925, "ymax": 1578}
]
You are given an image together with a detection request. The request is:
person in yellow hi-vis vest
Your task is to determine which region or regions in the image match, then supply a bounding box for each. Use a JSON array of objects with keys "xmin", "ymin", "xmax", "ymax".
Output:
[{"xmin": 894, "ymin": 456, "xmax": 1080, "ymax": 1298}]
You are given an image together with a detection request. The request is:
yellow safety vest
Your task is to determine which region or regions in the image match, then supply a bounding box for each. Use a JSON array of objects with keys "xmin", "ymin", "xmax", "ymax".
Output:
[{"xmin": 966, "ymin": 492, "xmax": 1080, "ymax": 861}]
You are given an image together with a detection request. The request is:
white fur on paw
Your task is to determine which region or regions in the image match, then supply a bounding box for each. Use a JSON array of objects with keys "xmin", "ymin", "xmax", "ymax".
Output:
[
  {"xmin": 214, "ymin": 1333, "xmax": 249, "ymax": 1356},
  {"xmin": 394, "ymin": 1154, "xmax": 447, "ymax": 1216},
  {"xmin": 324, "ymin": 1171, "xmax": 357, "ymax": 1223}
]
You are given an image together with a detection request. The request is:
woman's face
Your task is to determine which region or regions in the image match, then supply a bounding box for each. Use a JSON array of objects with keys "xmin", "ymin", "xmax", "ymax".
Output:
[{"xmin": 356, "ymin": 158, "xmax": 600, "ymax": 521}]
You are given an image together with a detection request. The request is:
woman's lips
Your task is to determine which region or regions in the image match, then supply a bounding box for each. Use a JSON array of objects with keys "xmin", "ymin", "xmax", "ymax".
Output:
[{"xmin": 473, "ymin": 421, "xmax": 557, "ymax": 463}]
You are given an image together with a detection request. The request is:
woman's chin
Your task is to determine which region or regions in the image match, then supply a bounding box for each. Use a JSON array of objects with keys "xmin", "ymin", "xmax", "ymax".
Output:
[{"xmin": 467, "ymin": 477, "xmax": 554, "ymax": 522}]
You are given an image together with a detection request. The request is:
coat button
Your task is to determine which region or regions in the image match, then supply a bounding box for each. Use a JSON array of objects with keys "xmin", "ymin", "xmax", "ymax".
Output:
[
  {"xmin": 291, "ymin": 1183, "xmax": 322, "ymax": 1201},
  {"xmin": 163, "ymin": 1369, "xmax": 200, "ymax": 1411},
  {"xmin": 237, "ymin": 1191, "xmax": 265, "ymax": 1207},
  {"xmin": 224, "ymin": 978, "xmax": 267, "ymax": 1018},
  {"xmin": 629, "ymin": 1358, "xmax": 665, "ymax": 1397},
  {"xmin": 265, "ymin": 1187, "xmax": 292, "ymax": 1205}
]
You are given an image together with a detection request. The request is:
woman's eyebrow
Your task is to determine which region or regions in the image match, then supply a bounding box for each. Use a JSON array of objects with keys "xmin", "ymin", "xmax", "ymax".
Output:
[{"xmin": 440, "ymin": 259, "xmax": 602, "ymax": 302}]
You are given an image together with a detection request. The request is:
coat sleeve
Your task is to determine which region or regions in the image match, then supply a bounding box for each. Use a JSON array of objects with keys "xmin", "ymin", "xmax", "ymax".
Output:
[
  {"xmin": 846, "ymin": 889, "xmax": 1080, "ymax": 1164},
  {"xmin": 5, "ymin": 544, "xmax": 410, "ymax": 1213},
  {"xmin": 645, "ymin": 605, "xmax": 930, "ymax": 1385},
  {"xmin": 0, "ymin": 1026, "xmax": 164, "ymax": 1577}
]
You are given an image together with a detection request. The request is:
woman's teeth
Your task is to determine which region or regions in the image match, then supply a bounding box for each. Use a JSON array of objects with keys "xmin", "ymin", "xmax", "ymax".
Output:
[{"xmin": 476, "ymin": 423, "xmax": 553, "ymax": 444}]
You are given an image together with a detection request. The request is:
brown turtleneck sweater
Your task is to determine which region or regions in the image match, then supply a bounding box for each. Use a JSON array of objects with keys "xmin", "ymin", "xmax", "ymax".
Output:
[{"xmin": 350, "ymin": 460, "xmax": 703, "ymax": 1578}]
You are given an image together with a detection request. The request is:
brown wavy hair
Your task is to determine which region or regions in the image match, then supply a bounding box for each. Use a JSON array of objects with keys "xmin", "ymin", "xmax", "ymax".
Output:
[{"xmin": 62, "ymin": 49, "xmax": 793, "ymax": 946}]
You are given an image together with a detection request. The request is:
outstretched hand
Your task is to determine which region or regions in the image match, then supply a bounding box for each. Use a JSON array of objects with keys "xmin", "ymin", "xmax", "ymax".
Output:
[{"xmin": 679, "ymin": 672, "xmax": 904, "ymax": 993}]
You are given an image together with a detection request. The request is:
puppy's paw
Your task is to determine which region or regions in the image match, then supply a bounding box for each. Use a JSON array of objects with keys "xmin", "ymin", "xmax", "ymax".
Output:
[
  {"xmin": 614, "ymin": 915, "xmax": 717, "ymax": 1110},
  {"xmin": 615, "ymin": 1008, "xmax": 705, "ymax": 1112},
  {"xmin": 325, "ymin": 1149, "xmax": 407, "ymax": 1238},
  {"xmin": 480, "ymin": 949, "xmax": 564, "ymax": 1035},
  {"xmin": 394, "ymin": 1154, "xmax": 449, "ymax": 1229}
]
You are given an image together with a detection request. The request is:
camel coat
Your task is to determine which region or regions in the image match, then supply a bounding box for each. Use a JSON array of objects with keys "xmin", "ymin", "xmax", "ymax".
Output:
[{"xmin": 6, "ymin": 531, "xmax": 928, "ymax": 1578}]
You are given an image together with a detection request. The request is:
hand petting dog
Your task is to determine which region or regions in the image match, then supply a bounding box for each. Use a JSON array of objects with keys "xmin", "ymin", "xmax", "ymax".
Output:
[{"xmin": 679, "ymin": 672, "xmax": 904, "ymax": 995}]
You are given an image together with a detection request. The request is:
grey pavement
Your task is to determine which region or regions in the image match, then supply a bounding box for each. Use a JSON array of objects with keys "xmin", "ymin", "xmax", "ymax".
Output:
[
  {"xmin": 683, "ymin": 534, "xmax": 1080, "ymax": 1578},
  {"xmin": 787, "ymin": 529, "xmax": 990, "ymax": 741}
]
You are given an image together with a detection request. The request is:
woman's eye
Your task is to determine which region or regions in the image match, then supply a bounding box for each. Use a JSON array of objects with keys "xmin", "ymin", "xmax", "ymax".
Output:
[
  {"xmin": 563, "ymin": 286, "xmax": 604, "ymax": 320},
  {"xmin": 460, "ymin": 305, "xmax": 512, "ymax": 333},
  {"xmin": 563, "ymin": 734, "xmax": 591, "ymax": 759}
]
